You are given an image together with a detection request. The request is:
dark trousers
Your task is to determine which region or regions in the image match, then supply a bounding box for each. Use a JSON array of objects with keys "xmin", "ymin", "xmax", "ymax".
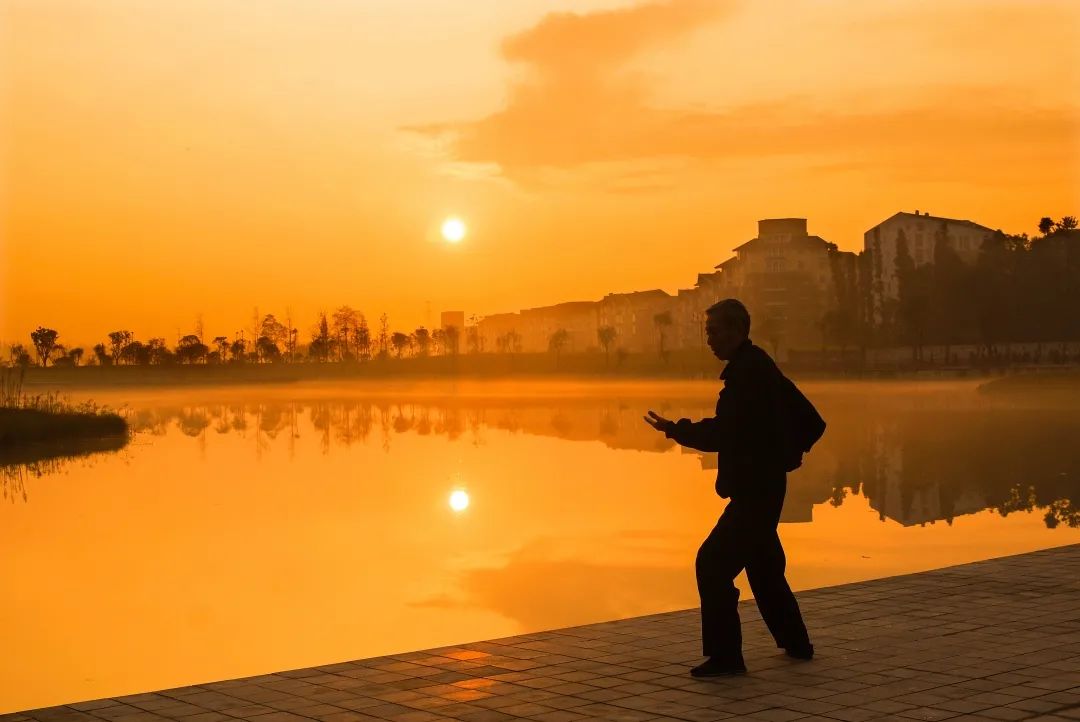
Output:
[{"xmin": 696, "ymin": 494, "xmax": 810, "ymax": 660}]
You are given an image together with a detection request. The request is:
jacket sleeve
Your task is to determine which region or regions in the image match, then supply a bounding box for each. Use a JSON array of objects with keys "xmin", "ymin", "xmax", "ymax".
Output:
[{"xmin": 663, "ymin": 390, "xmax": 734, "ymax": 452}]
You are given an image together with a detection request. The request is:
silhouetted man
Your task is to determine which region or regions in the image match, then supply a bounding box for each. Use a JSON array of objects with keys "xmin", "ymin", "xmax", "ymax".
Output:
[{"xmin": 644, "ymin": 299, "xmax": 816, "ymax": 677}]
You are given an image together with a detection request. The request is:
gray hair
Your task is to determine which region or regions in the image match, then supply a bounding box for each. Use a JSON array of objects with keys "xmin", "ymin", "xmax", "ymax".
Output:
[{"xmin": 705, "ymin": 298, "xmax": 750, "ymax": 335}]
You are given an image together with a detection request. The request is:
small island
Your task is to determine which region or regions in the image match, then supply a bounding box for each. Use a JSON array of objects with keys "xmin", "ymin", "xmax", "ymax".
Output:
[{"xmin": 0, "ymin": 368, "xmax": 128, "ymax": 451}]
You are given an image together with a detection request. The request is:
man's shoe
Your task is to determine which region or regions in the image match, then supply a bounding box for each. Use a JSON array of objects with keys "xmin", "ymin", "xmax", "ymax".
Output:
[
  {"xmin": 784, "ymin": 643, "xmax": 814, "ymax": 660},
  {"xmin": 690, "ymin": 657, "xmax": 747, "ymax": 678}
]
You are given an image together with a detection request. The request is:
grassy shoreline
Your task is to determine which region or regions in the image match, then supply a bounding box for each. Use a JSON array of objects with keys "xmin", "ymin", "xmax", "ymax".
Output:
[
  {"xmin": 0, "ymin": 369, "xmax": 130, "ymax": 447},
  {"xmin": 0, "ymin": 407, "xmax": 128, "ymax": 445}
]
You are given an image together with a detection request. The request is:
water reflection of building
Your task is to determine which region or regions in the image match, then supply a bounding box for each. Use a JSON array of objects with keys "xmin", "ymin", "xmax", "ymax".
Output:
[
  {"xmin": 855, "ymin": 408, "xmax": 1079, "ymax": 528},
  {"xmin": 870, "ymin": 480, "xmax": 989, "ymax": 527}
]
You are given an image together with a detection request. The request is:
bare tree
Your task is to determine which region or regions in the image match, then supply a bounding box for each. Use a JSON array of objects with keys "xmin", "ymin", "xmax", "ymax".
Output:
[
  {"xmin": 354, "ymin": 315, "xmax": 371, "ymax": 361},
  {"xmin": 444, "ymin": 325, "xmax": 461, "ymax": 355},
  {"xmin": 378, "ymin": 313, "xmax": 390, "ymax": 359},
  {"xmin": 308, "ymin": 312, "xmax": 332, "ymax": 362},
  {"xmin": 466, "ymin": 314, "xmax": 485, "ymax": 354},
  {"xmin": 548, "ymin": 328, "xmax": 569, "ymax": 368},
  {"xmin": 598, "ymin": 325, "xmax": 617, "ymax": 366},
  {"xmin": 332, "ymin": 306, "xmax": 359, "ymax": 361},
  {"xmin": 285, "ymin": 308, "xmax": 295, "ymax": 362},
  {"xmin": 507, "ymin": 330, "xmax": 522, "ymax": 354},
  {"xmin": 654, "ymin": 311, "xmax": 673, "ymax": 362}
]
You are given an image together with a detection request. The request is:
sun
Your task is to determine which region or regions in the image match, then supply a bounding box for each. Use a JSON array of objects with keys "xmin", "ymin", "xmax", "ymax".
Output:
[
  {"xmin": 449, "ymin": 489, "xmax": 470, "ymax": 512},
  {"xmin": 441, "ymin": 217, "xmax": 467, "ymax": 243}
]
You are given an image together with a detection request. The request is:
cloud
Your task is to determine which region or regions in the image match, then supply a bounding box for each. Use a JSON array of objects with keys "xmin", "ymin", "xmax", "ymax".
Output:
[
  {"xmin": 405, "ymin": 0, "xmax": 1079, "ymax": 190},
  {"xmin": 404, "ymin": 0, "xmax": 736, "ymax": 183},
  {"xmin": 499, "ymin": 0, "xmax": 727, "ymax": 77}
]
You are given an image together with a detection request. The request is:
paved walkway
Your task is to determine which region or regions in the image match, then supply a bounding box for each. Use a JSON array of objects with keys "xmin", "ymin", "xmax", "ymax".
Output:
[{"xmin": 6, "ymin": 545, "xmax": 1080, "ymax": 722}]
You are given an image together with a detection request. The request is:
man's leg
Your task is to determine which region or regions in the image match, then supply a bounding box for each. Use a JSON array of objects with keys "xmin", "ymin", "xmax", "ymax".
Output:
[
  {"xmin": 696, "ymin": 510, "xmax": 747, "ymax": 663},
  {"xmin": 745, "ymin": 525, "xmax": 811, "ymax": 653}
]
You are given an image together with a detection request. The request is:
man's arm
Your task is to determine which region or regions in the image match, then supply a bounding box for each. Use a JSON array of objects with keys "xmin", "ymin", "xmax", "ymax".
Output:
[
  {"xmin": 663, "ymin": 415, "xmax": 729, "ymax": 452},
  {"xmin": 647, "ymin": 388, "xmax": 735, "ymax": 452}
]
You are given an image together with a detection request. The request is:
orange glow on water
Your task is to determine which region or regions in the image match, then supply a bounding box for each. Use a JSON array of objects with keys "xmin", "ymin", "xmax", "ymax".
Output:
[{"xmin": 1, "ymin": 380, "xmax": 1077, "ymax": 712}]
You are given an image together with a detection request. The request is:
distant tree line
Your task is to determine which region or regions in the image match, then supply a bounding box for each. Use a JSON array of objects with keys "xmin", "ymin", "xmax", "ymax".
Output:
[
  {"xmin": 7, "ymin": 306, "xmax": 469, "ymax": 368},
  {"xmin": 8, "ymin": 308, "xmax": 671, "ymax": 371},
  {"xmin": 7, "ymin": 217, "xmax": 1078, "ymax": 371}
]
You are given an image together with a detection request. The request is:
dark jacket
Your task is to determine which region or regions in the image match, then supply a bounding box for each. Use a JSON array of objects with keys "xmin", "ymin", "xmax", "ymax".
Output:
[{"xmin": 665, "ymin": 339, "xmax": 787, "ymax": 501}]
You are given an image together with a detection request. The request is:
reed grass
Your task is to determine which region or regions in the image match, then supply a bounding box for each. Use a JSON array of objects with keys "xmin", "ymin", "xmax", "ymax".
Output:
[{"xmin": 0, "ymin": 367, "xmax": 129, "ymax": 444}]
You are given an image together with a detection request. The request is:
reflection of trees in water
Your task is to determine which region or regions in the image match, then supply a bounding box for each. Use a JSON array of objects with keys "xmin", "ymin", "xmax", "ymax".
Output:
[
  {"xmin": 128, "ymin": 407, "xmax": 170, "ymax": 436},
  {"xmin": 115, "ymin": 396, "xmax": 1077, "ymax": 528},
  {"xmin": 847, "ymin": 408, "xmax": 1080, "ymax": 528},
  {"xmin": 125, "ymin": 400, "xmax": 479, "ymax": 455},
  {"xmin": 1042, "ymin": 499, "xmax": 1079, "ymax": 528},
  {"xmin": 2, "ymin": 443, "xmax": 127, "ymax": 503},
  {"xmin": 998, "ymin": 485, "xmax": 1079, "ymax": 529},
  {"xmin": 178, "ymin": 409, "xmax": 211, "ymax": 437},
  {"xmin": 122, "ymin": 397, "xmax": 699, "ymax": 455}
]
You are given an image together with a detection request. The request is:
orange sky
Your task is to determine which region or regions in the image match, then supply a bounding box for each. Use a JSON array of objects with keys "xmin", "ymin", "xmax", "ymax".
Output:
[{"xmin": 2, "ymin": 0, "xmax": 1079, "ymax": 348}]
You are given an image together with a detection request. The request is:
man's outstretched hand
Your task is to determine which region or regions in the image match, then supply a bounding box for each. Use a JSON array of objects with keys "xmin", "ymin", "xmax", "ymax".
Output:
[{"xmin": 643, "ymin": 410, "xmax": 675, "ymax": 434}]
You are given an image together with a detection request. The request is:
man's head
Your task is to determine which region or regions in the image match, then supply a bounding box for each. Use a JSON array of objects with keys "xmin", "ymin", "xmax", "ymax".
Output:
[{"xmin": 705, "ymin": 299, "xmax": 750, "ymax": 360}]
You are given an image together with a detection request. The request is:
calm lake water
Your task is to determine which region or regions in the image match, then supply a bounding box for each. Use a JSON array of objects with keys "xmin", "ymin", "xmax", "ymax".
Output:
[{"xmin": 2, "ymin": 379, "xmax": 1078, "ymax": 712}]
